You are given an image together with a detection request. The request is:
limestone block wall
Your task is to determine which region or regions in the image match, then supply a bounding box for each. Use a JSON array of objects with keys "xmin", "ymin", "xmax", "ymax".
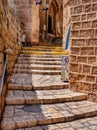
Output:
[
  {"xmin": 69, "ymin": 0, "xmax": 97, "ymax": 101},
  {"xmin": 0, "ymin": 0, "xmax": 22, "ymax": 116},
  {"xmin": 63, "ymin": 0, "xmax": 70, "ymax": 49}
]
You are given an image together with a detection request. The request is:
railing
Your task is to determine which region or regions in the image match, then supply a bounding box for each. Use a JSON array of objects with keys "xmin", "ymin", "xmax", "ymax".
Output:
[
  {"xmin": 65, "ymin": 26, "xmax": 70, "ymax": 50},
  {"xmin": 0, "ymin": 52, "xmax": 7, "ymax": 95}
]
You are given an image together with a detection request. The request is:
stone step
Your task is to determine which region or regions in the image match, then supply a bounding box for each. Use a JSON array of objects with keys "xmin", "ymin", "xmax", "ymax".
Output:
[
  {"xmin": 17, "ymin": 60, "xmax": 61, "ymax": 65},
  {"xmin": 1, "ymin": 101, "xmax": 97, "ymax": 130},
  {"xmin": 8, "ymin": 83, "xmax": 69, "ymax": 91},
  {"xmin": 22, "ymin": 49, "xmax": 62, "ymax": 52},
  {"xmin": 18, "ymin": 57, "xmax": 62, "ymax": 61},
  {"xmin": 15, "ymin": 64, "xmax": 61, "ymax": 70},
  {"xmin": 22, "ymin": 48, "xmax": 62, "ymax": 51},
  {"xmin": 13, "ymin": 68, "xmax": 61, "ymax": 75},
  {"xmin": 15, "ymin": 116, "xmax": 97, "ymax": 130},
  {"xmin": 6, "ymin": 89, "xmax": 87, "ymax": 105},
  {"xmin": 8, "ymin": 74, "xmax": 69, "ymax": 90},
  {"xmin": 20, "ymin": 54, "xmax": 63, "ymax": 58},
  {"xmin": 22, "ymin": 46, "xmax": 62, "ymax": 49},
  {"xmin": 21, "ymin": 51, "xmax": 69, "ymax": 55}
]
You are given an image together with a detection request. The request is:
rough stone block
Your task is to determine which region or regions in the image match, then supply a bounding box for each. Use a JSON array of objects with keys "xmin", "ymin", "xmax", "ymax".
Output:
[
  {"xmin": 82, "ymin": 21, "xmax": 91, "ymax": 28},
  {"xmin": 77, "ymin": 74, "xmax": 86, "ymax": 81},
  {"xmin": 81, "ymin": 14, "xmax": 87, "ymax": 21},
  {"xmin": 70, "ymin": 47, "xmax": 80, "ymax": 55},
  {"xmin": 77, "ymin": 56, "xmax": 87, "ymax": 63},
  {"xmin": 83, "ymin": 82, "xmax": 92, "ymax": 92},
  {"xmin": 87, "ymin": 13, "xmax": 96, "ymax": 20},
  {"xmin": 92, "ymin": 20, "xmax": 97, "ymax": 28},
  {"xmin": 86, "ymin": 76, "xmax": 96, "ymax": 83},
  {"xmin": 74, "ymin": 6, "xmax": 83, "ymax": 14},
  {"xmin": 85, "ymin": 4, "xmax": 92, "ymax": 12},
  {"xmin": 69, "ymin": 0, "xmax": 78, "ymax": 6},
  {"xmin": 83, "ymin": 65, "xmax": 91, "ymax": 74},
  {"xmin": 69, "ymin": 73, "xmax": 78, "ymax": 81},
  {"xmin": 71, "ymin": 30, "xmax": 80, "ymax": 37},
  {"xmin": 92, "ymin": 66, "xmax": 97, "ymax": 75},
  {"xmin": 82, "ymin": 0, "xmax": 92, "ymax": 4},
  {"xmin": 71, "ymin": 15, "xmax": 80, "ymax": 22},
  {"xmin": 88, "ymin": 56, "xmax": 96, "ymax": 64},
  {"xmin": 80, "ymin": 29, "xmax": 94, "ymax": 38},
  {"xmin": 81, "ymin": 47, "xmax": 95, "ymax": 55},
  {"xmin": 92, "ymin": 3, "xmax": 97, "ymax": 12},
  {"xmin": 87, "ymin": 39, "xmax": 97, "ymax": 46},
  {"xmin": 72, "ymin": 22, "xmax": 81, "ymax": 29},
  {"xmin": 69, "ymin": 63, "xmax": 79, "ymax": 73},
  {"xmin": 69, "ymin": 55, "xmax": 77, "ymax": 62},
  {"xmin": 72, "ymin": 39, "xmax": 86, "ymax": 46}
]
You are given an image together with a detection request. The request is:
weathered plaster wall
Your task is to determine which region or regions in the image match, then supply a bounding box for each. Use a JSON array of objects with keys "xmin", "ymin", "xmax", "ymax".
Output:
[{"xmin": 69, "ymin": 0, "xmax": 97, "ymax": 102}]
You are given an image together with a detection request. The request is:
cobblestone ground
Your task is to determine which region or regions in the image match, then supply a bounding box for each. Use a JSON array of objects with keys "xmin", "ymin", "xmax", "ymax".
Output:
[{"xmin": 1, "ymin": 46, "xmax": 97, "ymax": 130}]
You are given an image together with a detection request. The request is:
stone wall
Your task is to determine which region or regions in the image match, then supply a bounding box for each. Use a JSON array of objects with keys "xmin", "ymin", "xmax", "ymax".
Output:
[
  {"xmin": 69, "ymin": 0, "xmax": 97, "ymax": 102},
  {"xmin": 63, "ymin": 0, "xmax": 70, "ymax": 49},
  {"xmin": 13, "ymin": 0, "xmax": 40, "ymax": 43},
  {"xmin": 0, "ymin": 0, "xmax": 22, "ymax": 117}
]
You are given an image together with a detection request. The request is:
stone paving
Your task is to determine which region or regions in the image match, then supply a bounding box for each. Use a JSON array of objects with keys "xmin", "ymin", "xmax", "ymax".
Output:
[{"xmin": 1, "ymin": 46, "xmax": 97, "ymax": 130}]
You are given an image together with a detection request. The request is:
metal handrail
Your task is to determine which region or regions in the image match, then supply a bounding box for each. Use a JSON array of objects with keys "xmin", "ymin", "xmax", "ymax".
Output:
[
  {"xmin": 0, "ymin": 52, "xmax": 7, "ymax": 96},
  {"xmin": 65, "ymin": 26, "xmax": 70, "ymax": 50}
]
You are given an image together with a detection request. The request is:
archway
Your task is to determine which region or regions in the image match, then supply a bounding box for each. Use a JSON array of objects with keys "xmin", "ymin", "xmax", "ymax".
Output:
[{"xmin": 48, "ymin": 0, "xmax": 60, "ymax": 36}]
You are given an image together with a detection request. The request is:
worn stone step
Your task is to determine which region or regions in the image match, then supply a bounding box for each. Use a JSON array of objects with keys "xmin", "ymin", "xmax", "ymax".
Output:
[
  {"xmin": 13, "ymin": 68, "xmax": 61, "ymax": 75},
  {"xmin": 20, "ymin": 54, "xmax": 63, "ymax": 58},
  {"xmin": 22, "ymin": 46, "xmax": 62, "ymax": 50},
  {"xmin": 22, "ymin": 49, "xmax": 62, "ymax": 52},
  {"xmin": 15, "ymin": 64, "xmax": 61, "ymax": 70},
  {"xmin": 21, "ymin": 50, "xmax": 69, "ymax": 55},
  {"xmin": 8, "ymin": 74, "xmax": 69, "ymax": 90},
  {"xmin": 22, "ymin": 48, "xmax": 62, "ymax": 51},
  {"xmin": 8, "ymin": 83, "xmax": 69, "ymax": 91},
  {"xmin": 22, "ymin": 46, "xmax": 62, "ymax": 49},
  {"xmin": 1, "ymin": 101, "xmax": 97, "ymax": 130},
  {"xmin": 6, "ymin": 89, "xmax": 87, "ymax": 105},
  {"xmin": 17, "ymin": 60, "xmax": 61, "ymax": 65},
  {"xmin": 18, "ymin": 57, "xmax": 62, "ymax": 61},
  {"xmin": 15, "ymin": 116, "xmax": 97, "ymax": 130}
]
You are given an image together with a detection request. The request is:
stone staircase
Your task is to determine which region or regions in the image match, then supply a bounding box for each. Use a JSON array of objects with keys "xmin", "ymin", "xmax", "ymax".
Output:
[{"xmin": 1, "ymin": 45, "xmax": 97, "ymax": 130}]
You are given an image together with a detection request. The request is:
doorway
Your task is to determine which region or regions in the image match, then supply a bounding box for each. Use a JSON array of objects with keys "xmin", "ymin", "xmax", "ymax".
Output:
[{"xmin": 48, "ymin": 15, "xmax": 52, "ymax": 34}]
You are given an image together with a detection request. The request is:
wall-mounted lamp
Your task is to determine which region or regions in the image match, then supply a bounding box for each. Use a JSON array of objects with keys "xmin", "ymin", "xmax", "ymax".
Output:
[{"xmin": 34, "ymin": 0, "xmax": 43, "ymax": 5}]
